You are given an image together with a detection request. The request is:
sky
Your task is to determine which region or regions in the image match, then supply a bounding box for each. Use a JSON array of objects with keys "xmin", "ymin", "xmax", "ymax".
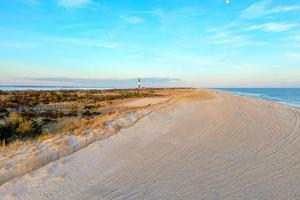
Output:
[{"xmin": 0, "ymin": 0, "xmax": 300, "ymax": 88}]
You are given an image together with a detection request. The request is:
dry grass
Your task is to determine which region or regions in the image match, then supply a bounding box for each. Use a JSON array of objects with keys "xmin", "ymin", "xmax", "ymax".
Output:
[
  {"xmin": 1, "ymin": 138, "xmax": 34, "ymax": 151},
  {"xmin": 0, "ymin": 88, "xmax": 213, "ymax": 152},
  {"xmin": 175, "ymin": 89, "xmax": 215, "ymax": 102}
]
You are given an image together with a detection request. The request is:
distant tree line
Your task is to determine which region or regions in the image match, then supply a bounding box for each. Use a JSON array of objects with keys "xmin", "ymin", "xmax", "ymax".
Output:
[{"xmin": 0, "ymin": 90, "xmax": 155, "ymax": 109}]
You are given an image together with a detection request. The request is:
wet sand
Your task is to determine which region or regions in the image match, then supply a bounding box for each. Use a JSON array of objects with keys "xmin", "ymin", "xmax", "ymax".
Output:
[{"xmin": 1, "ymin": 90, "xmax": 300, "ymax": 200}]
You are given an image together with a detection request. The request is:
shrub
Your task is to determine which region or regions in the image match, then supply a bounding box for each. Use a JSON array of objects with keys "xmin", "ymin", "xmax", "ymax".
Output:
[
  {"xmin": 17, "ymin": 120, "xmax": 34, "ymax": 136},
  {"xmin": 8, "ymin": 112, "xmax": 23, "ymax": 125},
  {"xmin": 0, "ymin": 113, "xmax": 43, "ymax": 144}
]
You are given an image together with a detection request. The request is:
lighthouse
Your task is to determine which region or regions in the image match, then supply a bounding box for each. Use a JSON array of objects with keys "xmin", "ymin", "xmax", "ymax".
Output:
[{"xmin": 138, "ymin": 78, "xmax": 141, "ymax": 89}]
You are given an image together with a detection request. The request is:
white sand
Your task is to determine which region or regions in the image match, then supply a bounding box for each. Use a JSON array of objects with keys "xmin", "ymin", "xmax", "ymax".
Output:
[
  {"xmin": 122, "ymin": 97, "xmax": 170, "ymax": 107},
  {"xmin": 1, "ymin": 91, "xmax": 300, "ymax": 200}
]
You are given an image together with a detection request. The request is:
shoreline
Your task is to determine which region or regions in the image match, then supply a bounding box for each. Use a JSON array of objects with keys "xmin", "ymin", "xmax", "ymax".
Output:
[{"xmin": 212, "ymin": 88, "xmax": 300, "ymax": 109}]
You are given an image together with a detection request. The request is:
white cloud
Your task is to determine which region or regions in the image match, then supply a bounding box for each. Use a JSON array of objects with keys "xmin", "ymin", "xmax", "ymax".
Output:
[
  {"xmin": 246, "ymin": 23, "xmax": 297, "ymax": 32},
  {"xmin": 121, "ymin": 15, "xmax": 144, "ymax": 24},
  {"xmin": 206, "ymin": 32, "xmax": 246, "ymax": 45},
  {"xmin": 203, "ymin": 31, "xmax": 263, "ymax": 46},
  {"xmin": 17, "ymin": 77, "xmax": 183, "ymax": 87},
  {"xmin": 241, "ymin": 0, "xmax": 300, "ymax": 19},
  {"xmin": 57, "ymin": 0, "xmax": 91, "ymax": 8},
  {"xmin": 131, "ymin": 7, "xmax": 209, "ymax": 26}
]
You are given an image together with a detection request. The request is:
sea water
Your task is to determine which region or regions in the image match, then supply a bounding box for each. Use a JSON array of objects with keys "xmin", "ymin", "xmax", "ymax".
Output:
[{"xmin": 215, "ymin": 88, "xmax": 300, "ymax": 108}]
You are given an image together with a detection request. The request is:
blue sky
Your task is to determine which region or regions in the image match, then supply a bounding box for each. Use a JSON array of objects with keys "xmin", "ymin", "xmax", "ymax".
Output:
[{"xmin": 0, "ymin": 0, "xmax": 300, "ymax": 87}]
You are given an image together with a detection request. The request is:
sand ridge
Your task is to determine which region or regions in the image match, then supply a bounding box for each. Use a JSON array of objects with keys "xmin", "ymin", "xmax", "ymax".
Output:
[{"xmin": 0, "ymin": 90, "xmax": 300, "ymax": 200}]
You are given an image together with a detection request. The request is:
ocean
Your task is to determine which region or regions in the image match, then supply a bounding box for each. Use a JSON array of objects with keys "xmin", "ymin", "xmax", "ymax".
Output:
[{"xmin": 215, "ymin": 88, "xmax": 300, "ymax": 108}]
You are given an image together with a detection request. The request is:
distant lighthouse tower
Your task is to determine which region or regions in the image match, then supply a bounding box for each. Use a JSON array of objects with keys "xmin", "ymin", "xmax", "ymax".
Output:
[{"xmin": 138, "ymin": 78, "xmax": 141, "ymax": 89}]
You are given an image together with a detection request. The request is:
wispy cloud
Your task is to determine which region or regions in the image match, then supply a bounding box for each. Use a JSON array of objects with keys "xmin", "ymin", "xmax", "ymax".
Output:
[
  {"xmin": 120, "ymin": 15, "xmax": 144, "ymax": 24},
  {"xmin": 241, "ymin": 0, "xmax": 300, "ymax": 19},
  {"xmin": 160, "ymin": 7, "xmax": 208, "ymax": 18},
  {"xmin": 20, "ymin": 0, "xmax": 105, "ymax": 9},
  {"xmin": 131, "ymin": 6, "xmax": 211, "ymax": 24},
  {"xmin": 57, "ymin": 0, "xmax": 91, "ymax": 8},
  {"xmin": 17, "ymin": 77, "xmax": 183, "ymax": 87},
  {"xmin": 203, "ymin": 31, "xmax": 263, "ymax": 46},
  {"xmin": 206, "ymin": 32, "xmax": 247, "ymax": 45},
  {"xmin": 246, "ymin": 23, "xmax": 297, "ymax": 32}
]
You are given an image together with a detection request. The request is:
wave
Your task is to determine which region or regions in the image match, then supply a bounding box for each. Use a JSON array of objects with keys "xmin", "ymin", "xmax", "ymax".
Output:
[{"xmin": 214, "ymin": 88, "xmax": 300, "ymax": 108}]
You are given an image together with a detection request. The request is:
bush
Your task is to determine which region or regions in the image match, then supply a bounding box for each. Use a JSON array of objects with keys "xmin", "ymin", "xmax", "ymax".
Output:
[{"xmin": 0, "ymin": 113, "xmax": 43, "ymax": 144}]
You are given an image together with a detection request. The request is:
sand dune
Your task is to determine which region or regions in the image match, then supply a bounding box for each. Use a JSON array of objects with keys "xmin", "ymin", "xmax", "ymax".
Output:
[
  {"xmin": 1, "ymin": 90, "xmax": 300, "ymax": 200},
  {"xmin": 122, "ymin": 97, "xmax": 170, "ymax": 107}
]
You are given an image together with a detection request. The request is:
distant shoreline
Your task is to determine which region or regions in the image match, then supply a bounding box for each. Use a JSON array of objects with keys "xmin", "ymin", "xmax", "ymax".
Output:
[
  {"xmin": 0, "ymin": 85, "xmax": 112, "ymax": 91},
  {"xmin": 213, "ymin": 88, "xmax": 300, "ymax": 109},
  {"xmin": 0, "ymin": 86, "xmax": 193, "ymax": 91}
]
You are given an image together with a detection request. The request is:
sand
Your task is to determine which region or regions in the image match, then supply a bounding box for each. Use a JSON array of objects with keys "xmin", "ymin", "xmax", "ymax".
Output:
[
  {"xmin": 1, "ymin": 90, "xmax": 300, "ymax": 200},
  {"xmin": 122, "ymin": 97, "xmax": 170, "ymax": 107}
]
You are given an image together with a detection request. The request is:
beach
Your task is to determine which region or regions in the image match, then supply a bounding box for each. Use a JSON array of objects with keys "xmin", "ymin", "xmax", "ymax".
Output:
[{"xmin": 1, "ymin": 89, "xmax": 300, "ymax": 200}]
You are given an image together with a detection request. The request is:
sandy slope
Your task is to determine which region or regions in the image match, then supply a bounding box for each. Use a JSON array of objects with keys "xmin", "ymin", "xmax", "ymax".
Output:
[
  {"xmin": 122, "ymin": 97, "xmax": 170, "ymax": 107},
  {"xmin": 1, "ymin": 90, "xmax": 300, "ymax": 200}
]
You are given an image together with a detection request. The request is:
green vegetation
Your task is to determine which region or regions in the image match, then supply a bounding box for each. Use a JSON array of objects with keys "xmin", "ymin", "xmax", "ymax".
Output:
[{"xmin": 0, "ymin": 113, "xmax": 43, "ymax": 144}]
